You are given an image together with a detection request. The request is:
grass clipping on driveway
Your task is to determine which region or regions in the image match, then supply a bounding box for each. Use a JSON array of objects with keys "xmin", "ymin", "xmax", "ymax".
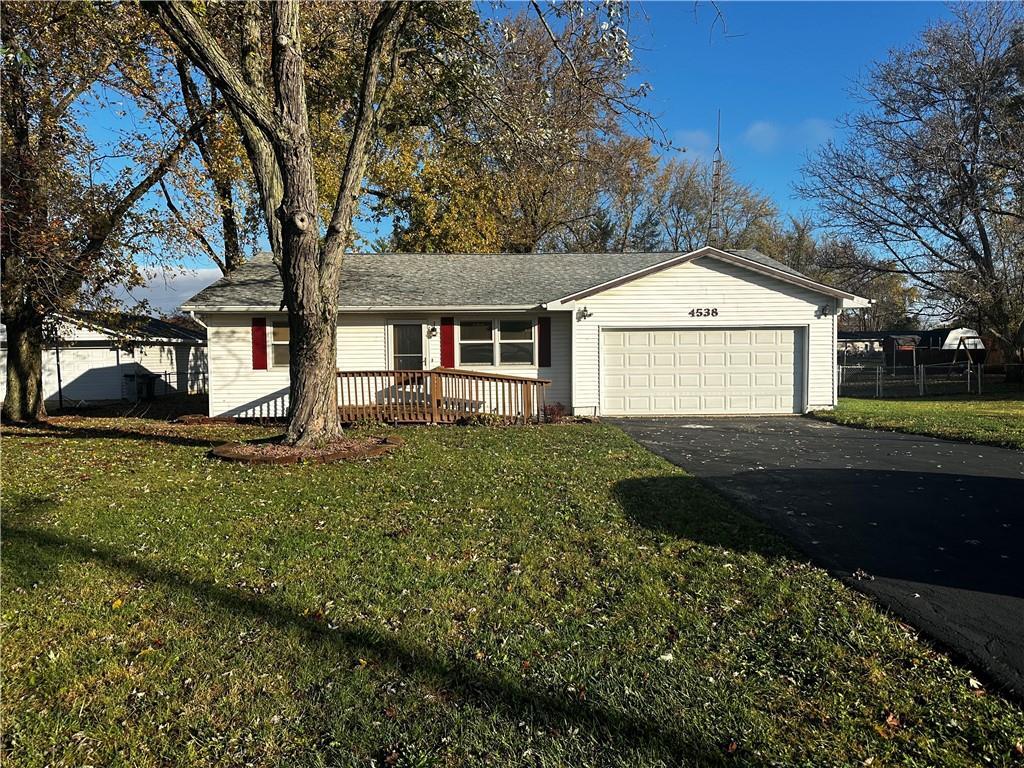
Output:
[
  {"xmin": 813, "ymin": 393, "xmax": 1024, "ymax": 450},
  {"xmin": 3, "ymin": 418, "xmax": 1022, "ymax": 766}
]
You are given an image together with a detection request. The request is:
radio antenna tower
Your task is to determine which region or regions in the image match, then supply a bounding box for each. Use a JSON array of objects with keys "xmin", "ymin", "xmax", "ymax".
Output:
[{"xmin": 708, "ymin": 110, "xmax": 723, "ymax": 248}]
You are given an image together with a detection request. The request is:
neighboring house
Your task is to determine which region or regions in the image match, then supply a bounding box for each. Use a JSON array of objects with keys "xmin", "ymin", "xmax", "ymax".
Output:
[
  {"xmin": 0, "ymin": 312, "xmax": 208, "ymax": 408},
  {"xmin": 183, "ymin": 246, "xmax": 870, "ymax": 419}
]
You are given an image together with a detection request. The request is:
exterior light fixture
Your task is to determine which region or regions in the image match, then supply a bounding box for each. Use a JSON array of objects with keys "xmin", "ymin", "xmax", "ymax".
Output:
[
  {"xmin": 576, "ymin": 306, "xmax": 593, "ymax": 321},
  {"xmin": 426, "ymin": 325, "xmax": 438, "ymax": 338}
]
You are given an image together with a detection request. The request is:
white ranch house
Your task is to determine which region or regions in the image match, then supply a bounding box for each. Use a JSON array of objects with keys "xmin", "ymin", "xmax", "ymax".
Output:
[{"xmin": 182, "ymin": 246, "xmax": 870, "ymax": 420}]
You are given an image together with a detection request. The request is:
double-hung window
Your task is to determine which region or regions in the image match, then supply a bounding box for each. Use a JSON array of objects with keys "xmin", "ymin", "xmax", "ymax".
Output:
[
  {"xmin": 459, "ymin": 321, "xmax": 494, "ymax": 365},
  {"xmin": 458, "ymin": 319, "xmax": 535, "ymax": 366},
  {"xmin": 271, "ymin": 321, "xmax": 290, "ymax": 367},
  {"xmin": 497, "ymin": 320, "xmax": 534, "ymax": 364}
]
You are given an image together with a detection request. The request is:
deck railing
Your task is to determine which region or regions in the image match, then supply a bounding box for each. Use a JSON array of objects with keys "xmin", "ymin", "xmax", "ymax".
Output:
[{"xmin": 336, "ymin": 368, "xmax": 550, "ymax": 424}]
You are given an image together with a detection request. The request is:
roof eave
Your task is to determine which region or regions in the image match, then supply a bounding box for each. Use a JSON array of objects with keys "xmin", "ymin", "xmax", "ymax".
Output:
[{"xmin": 183, "ymin": 303, "xmax": 563, "ymax": 313}]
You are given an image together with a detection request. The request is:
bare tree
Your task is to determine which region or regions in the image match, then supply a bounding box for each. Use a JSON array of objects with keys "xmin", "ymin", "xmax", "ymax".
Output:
[{"xmin": 799, "ymin": 4, "xmax": 1024, "ymax": 372}]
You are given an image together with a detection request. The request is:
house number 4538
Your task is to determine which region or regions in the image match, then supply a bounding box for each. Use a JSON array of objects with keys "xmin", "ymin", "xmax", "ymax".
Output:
[{"xmin": 688, "ymin": 308, "xmax": 719, "ymax": 317}]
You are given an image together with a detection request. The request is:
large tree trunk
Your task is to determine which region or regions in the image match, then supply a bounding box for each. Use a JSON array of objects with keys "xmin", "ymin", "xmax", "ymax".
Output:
[
  {"xmin": 284, "ymin": 293, "xmax": 340, "ymax": 445},
  {"xmin": 146, "ymin": 0, "xmax": 404, "ymax": 446},
  {"xmin": 2, "ymin": 314, "xmax": 47, "ymax": 423},
  {"xmin": 273, "ymin": 1, "xmax": 341, "ymax": 446}
]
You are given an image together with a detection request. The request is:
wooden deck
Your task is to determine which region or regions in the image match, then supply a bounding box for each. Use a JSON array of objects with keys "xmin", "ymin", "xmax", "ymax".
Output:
[{"xmin": 336, "ymin": 368, "xmax": 550, "ymax": 424}]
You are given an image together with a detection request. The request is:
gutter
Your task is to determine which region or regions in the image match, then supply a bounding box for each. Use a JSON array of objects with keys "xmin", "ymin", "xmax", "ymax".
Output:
[{"xmin": 180, "ymin": 304, "xmax": 565, "ymax": 313}]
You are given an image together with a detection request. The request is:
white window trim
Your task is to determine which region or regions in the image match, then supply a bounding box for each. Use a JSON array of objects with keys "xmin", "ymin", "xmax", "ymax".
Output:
[
  {"xmin": 269, "ymin": 319, "xmax": 289, "ymax": 369},
  {"xmin": 456, "ymin": 318, "xmax": 537, "ymax": 368}
]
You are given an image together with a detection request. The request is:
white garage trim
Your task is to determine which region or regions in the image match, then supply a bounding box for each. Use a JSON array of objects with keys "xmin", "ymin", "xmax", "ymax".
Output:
[{"xmin": 598, "ymin": 325, "xmax": 807, "ymax": 416}]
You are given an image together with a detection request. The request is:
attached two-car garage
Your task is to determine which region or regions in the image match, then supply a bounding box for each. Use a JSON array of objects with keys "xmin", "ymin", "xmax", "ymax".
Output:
[{"xmin": 600, "ymin": 327, "xmax": 803, "ymax": 416}]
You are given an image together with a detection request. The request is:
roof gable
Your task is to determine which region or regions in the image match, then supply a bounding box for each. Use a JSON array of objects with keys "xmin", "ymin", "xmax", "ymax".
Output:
[{"xmin": 553, "ymin": 246, "xmax": 861, "ymax": 303}]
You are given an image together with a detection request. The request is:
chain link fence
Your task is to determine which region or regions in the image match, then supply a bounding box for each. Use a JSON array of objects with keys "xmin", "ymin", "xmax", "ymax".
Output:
[{"xmin": 837, "ymin": 363, "xmax": 1024, "ymax": 398}]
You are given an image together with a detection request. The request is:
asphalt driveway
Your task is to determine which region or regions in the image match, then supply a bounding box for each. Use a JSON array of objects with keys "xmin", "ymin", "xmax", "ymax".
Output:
[{"xmin": 611, "ymin": 416, "xmax": 1024, "ymax": 698}]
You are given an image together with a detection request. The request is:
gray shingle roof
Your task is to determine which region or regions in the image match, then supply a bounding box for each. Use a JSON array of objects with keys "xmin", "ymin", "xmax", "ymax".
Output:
[{"xmin": 181, "ymin": 249, "xmax": 821, "ymax": 310}]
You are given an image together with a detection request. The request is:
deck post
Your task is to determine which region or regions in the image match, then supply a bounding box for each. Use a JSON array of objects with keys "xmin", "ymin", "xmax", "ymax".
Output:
[{"xmin": 430, "ymin": 371, "xmax": 440, "ymax": 424}]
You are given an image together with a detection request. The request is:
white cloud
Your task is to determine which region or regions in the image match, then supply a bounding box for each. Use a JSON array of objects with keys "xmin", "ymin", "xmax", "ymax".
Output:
[
  {"xmin": 797, "ymin": 118, "xmax": 833, "ymax": 147},
  {"xmin": 114, "ymin": 267, "xmax": 223, "ymax": 314},
  {"xmin": 742, "ymin": 120, "xmax": 781, "ymax": 153},
  {"xmin": 674, "ymin": 129, "xmax": 714, "ymax": 159}
]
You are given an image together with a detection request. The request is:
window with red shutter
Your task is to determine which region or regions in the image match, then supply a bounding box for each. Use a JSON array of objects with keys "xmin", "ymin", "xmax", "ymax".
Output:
[{"xmin": 251, "ymin": 318, "xmax": 267, "ymax": 370}]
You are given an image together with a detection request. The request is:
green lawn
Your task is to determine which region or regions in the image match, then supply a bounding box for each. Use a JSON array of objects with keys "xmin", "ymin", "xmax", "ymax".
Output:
[
  {"xmin": 2, "ymin": 418, "xmax": 1022, "ymax": 767},
  {"xmin": 812, "ymin": 393, "xmax": 1024, "ymax": 449}
]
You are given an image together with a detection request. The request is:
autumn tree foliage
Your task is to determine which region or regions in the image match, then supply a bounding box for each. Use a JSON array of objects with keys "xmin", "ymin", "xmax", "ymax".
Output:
[
  {"xmin": 369, "ymin": 7, "xmax": 656, "ymax": 255},
  {"xmin": 0, "ymin": 3, "xmax": 213, "ymax": 422}
]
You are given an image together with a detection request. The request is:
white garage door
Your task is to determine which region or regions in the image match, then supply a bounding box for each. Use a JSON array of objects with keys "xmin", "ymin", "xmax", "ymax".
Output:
[{"xmin": 601, "ymin": 328, "xmax": 802, "ymax": 415}]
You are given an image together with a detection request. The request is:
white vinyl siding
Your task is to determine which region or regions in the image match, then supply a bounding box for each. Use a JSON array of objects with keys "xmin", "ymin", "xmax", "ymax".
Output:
[
  {"xmin": 0, "ymin": 330, "xmax": 206, "ymax": 406},
  {"xmin": 205, "ymin": 313, "xmax": 290, "ymax": 418},
  {"xmin": 601, "ymin": 327, "xmax": 802, "ymax": 415},
  {"xmin": 571, "ymin": 256, "xmax": 836, "ymax": 416},
  {"xmin": 203, "ymin": 311, "xmax": 573, "ymax": 417}
]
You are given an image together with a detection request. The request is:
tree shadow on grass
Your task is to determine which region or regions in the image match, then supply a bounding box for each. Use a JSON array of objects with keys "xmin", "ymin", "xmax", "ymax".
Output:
[
  {"xmin": 613, "ymin": 474, "xmax": 791, "ymax": 559},
  {"xmin": 2, "ymin": 418, "xmax": 245, "ymax": 449},
  {"xmin": 1, "ymin": 518, "xmax": 768, "ymax": 765}
]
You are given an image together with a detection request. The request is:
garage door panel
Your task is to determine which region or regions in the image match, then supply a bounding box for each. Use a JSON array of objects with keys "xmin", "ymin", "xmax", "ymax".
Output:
[
  {"xmin": 604, "ymin": 331, "xmax": 625, "ymax": 348},
  {"xmin": 627, "ymin": 395, "xmax": 652, "ymax": 411},
  {"xmin": 702, "ymin": 395, "xmax": 726, "ymax": 411},
  {"xmin": 602, "ymin": 327, "xmax": 802, "ymax": 416}
]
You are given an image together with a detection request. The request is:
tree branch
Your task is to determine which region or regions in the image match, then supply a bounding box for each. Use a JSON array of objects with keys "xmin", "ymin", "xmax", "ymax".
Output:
[{"xmin": 144, "ymin": 0, "xmax": 282, "ymax": 145}]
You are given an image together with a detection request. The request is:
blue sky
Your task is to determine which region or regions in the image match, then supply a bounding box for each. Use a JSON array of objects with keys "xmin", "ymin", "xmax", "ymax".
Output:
[
  {"xmin": 633, "ymin": 1, "xmax": 954, "ymax": 217},
  {"xmin": 128, "ymin": 1, "xmax": 955, "ymax": 312}
]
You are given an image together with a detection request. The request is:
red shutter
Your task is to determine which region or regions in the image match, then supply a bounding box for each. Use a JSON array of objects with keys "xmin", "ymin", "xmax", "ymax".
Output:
[
  {"xmin": 538, "ymin": 316, "xmax": 551, "ymax": 368},
  {"xmin": 440, "ymin": 317, "xmax": 455, "ymax": 368},
  {"xmin": 251, "ymin": 318, "xmax": 267, "ymax": 370}
]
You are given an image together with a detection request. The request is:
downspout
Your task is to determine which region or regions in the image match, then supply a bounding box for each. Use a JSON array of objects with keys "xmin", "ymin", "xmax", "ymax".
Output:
[{"xmin": 55, "ymin": 336, "xmax": 64, "ymax": 411}]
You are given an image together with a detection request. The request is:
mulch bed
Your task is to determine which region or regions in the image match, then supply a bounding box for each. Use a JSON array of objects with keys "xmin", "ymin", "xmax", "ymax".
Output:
[{"xmin": 210, "ymin": 435, "xmax": 404, "ymax": 465}]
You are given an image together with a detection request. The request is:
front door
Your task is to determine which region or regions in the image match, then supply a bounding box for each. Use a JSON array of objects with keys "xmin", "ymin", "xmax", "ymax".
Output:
[{"xmin": 393, "ymin": 324, "xmax": 425, "ymax": 370}]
